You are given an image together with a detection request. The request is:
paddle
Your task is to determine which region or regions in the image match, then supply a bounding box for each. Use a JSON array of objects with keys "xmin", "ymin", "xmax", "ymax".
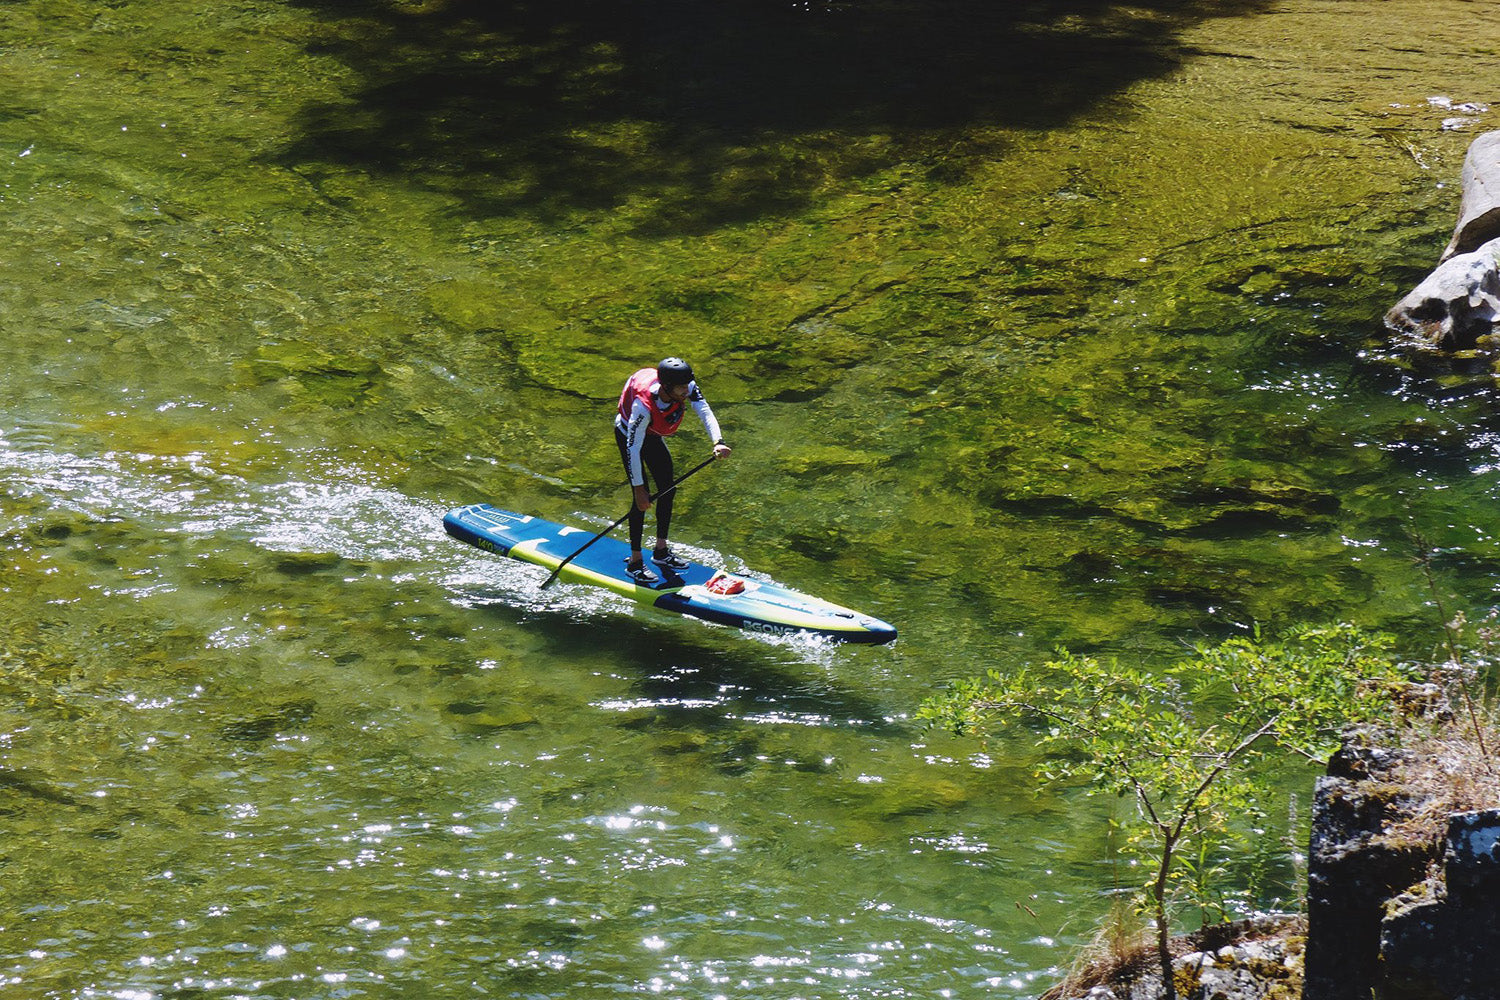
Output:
[{"xmin": 539, "ymin": 453, "xmax": 719, "ymax": 590}]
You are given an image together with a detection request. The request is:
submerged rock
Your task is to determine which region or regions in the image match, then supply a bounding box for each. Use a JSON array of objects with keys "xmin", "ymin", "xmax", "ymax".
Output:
[
  {"xmin": 441, "ymin": 700, "xmax": 537, "ymax": 732},
  {"xmin": 218, "ymin": 698, "xmax": 317, "ymax": 743},
  {"xmin": 0, "ymin": 766, "xmax": 87, "ymax": 808}
]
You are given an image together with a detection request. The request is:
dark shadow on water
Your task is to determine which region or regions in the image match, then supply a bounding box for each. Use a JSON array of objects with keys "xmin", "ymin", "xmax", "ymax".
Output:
[
  {"xmin": 461, "ymin": 588, "xmax": 903, "ymax": 733},
  {"xmin": 279, "ymin": 0, "xmax": 1273, "ymax": 231}
]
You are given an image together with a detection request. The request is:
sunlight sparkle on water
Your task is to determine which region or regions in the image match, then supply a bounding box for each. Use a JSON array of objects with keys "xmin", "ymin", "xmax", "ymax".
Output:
[{"xmin": 6, "ymin": 4, "xmax": 1499, "ymax": 999}]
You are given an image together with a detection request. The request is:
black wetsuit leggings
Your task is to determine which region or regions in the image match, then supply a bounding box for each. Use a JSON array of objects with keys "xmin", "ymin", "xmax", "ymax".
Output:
[{"xmin": 615, "ymin": 428, "xmax": 675, "ymax": 555}]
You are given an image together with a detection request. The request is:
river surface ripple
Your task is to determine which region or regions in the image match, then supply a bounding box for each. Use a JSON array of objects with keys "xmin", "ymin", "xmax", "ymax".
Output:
[{"xmin": 2, "ymin": 1, "xmax": 1499, "ymax": 997}]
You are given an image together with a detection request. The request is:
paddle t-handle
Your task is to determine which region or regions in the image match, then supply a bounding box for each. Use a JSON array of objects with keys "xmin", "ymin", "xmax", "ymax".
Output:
[{"xmin": 539, "ymin": 453, "xmax": 719, "ymax": 590}]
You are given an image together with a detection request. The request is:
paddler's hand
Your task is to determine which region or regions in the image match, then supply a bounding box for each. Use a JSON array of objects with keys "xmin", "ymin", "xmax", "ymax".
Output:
[
  {"xmin": 713, "ymin": 441, "xmax": 732, "ymax": 459},
  {"xmin": 633, "ymin": 484, "xmax": 652, "ymax": 511}
]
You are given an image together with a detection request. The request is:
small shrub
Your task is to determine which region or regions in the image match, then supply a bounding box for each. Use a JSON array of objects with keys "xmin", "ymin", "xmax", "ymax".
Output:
[{"xmin": 921, "ymin": 624, "xmax": 1413, "ymax": 1000}]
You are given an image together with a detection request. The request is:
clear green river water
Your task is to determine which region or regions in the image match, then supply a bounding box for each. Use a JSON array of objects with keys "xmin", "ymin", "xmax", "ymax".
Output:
[{"xmin": 3, "ymin": 1, "xmax": 1499, "ymax": 996}]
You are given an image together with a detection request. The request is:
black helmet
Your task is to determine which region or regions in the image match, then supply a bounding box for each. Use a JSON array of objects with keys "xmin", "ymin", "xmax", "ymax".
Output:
[{"xmin": 657, "ymin": 357, "xmax": 695, "ymax": 387}]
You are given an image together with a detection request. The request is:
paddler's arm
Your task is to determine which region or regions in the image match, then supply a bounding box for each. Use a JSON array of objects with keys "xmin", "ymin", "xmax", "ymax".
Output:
[{"xmin": 689, "ymin": 387, "xmax": 731, "ymax": 459}]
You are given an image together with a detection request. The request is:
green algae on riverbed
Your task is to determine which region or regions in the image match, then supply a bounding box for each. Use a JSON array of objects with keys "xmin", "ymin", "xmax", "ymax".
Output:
[{"xmin": 3, "ymin": 0, "xmax": 1500, "ymax": 996}]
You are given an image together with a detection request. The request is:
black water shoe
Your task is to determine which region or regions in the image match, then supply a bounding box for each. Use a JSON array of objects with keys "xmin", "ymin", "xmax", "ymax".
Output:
[
  {"xmin": 625, "ymin": 560, "xmax": 659, "ymax": 585},
  {"xmin": 651, "ymin": 549, "xmax": 690, "ymax": 571}
]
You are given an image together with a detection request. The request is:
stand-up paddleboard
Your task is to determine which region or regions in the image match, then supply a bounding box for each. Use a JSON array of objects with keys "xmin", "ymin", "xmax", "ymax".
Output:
[{"xmin": 443, "ymin": 504, "xmax": 897, "ymax": 644}]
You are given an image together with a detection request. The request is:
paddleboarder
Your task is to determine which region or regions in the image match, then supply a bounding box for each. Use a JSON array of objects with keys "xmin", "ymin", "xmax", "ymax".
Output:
[{"xmin": 615, "ymin": 357, "xmax": 731, "ymax": 584}]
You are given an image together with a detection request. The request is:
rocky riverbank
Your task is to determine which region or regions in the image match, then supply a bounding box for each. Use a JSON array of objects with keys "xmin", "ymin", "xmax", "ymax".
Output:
[
  {"xmin": 1306, "ymin": 730, "xmax": 1500, "ymax": 1000},
  {"xmin": 1046, "ymin": 722, "xmax": 1500, "ymax": 1000},
  {"xmin": 1042, "ymin": 914, "xmax": 1306, "ymax": 1000},
  {"xmin": 1043, "ymin": 129, "xmax": 1500, "ymax": 1000}
]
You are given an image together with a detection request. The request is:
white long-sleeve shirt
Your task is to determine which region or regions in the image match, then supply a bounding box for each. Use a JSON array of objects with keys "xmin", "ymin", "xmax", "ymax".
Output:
[{"xmin": 614, "ymin": 381, "xmax": 722, "ymax": 487}]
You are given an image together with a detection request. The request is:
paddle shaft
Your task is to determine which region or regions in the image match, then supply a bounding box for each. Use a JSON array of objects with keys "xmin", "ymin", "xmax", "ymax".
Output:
[{"xmin": 539, "ymin": 453, "xmax": 719, "ymax": 590}]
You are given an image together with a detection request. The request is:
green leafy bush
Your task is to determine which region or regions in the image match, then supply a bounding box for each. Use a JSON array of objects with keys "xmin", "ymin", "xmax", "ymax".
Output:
[{"xmin": 919, "ymin": 624, "xmax": 1414, "ymax": 1000}]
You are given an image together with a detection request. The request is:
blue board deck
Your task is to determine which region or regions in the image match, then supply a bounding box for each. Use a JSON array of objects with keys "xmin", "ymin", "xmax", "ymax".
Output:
[{"xmin": 443, "ymin": 504, "xmax": 897, "ymax": 644}]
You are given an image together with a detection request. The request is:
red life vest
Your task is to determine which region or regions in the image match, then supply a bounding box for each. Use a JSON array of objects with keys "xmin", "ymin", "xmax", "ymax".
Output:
[{"xmin": 617, "ymin": 367, "xmax": 687, "ymax": 436}]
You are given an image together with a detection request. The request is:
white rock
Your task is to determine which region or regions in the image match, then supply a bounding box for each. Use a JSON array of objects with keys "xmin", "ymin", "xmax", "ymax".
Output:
[
  {"xmin": 1384, "ymin": 237, "xmax": 1500, "ymax": 349},
  {"xmin": 1442, "ymin": 130, "xmax": 1500, "ymax": 261}
]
